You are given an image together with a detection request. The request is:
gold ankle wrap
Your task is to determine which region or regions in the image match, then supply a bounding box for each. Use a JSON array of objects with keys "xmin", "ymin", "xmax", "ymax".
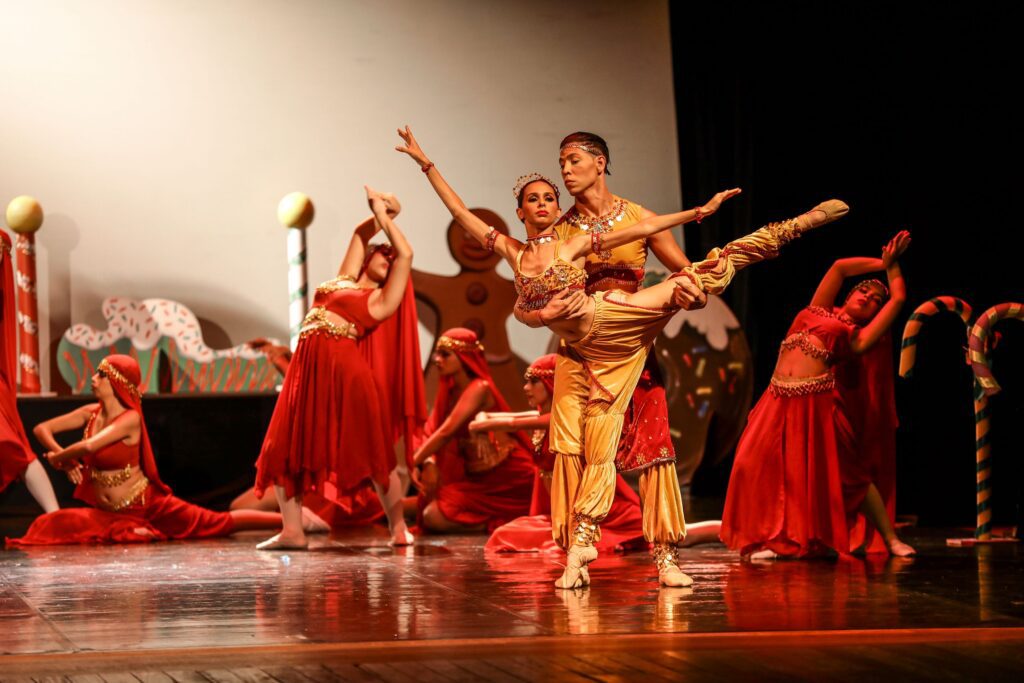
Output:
[
  {"xmin": 572, "ymin": 513, "xmax": 599, "ymax": 547},
  {"xmin": 652, "ymin": 542, "xmax": 681, "ymax": 573},
  {"xmin": 766, "ymin": 217, "xmax": 802, "ymax": 244}
]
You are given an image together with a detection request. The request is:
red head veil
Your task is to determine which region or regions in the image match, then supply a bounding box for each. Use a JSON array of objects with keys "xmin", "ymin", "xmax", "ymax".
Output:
[
  {"xmin": 96, "ymin": 354, "xmax": 172, "ymax": 495},
  {"xmin": 524, "ymin": 353, "xmax": 557, "ymax": 398},
  {"xmin": 356, "ymin": 245, "xmax": 427, "ymax": 463}
]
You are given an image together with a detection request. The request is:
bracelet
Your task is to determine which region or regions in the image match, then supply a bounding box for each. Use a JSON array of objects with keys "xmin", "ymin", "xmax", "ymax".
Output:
[
  {"xmin": 421, "ymin": 161, "xmax": 434, "ymax": 173},
  {"xmin": 694, "ymin": 207, "xmax": 704, "ymax": 224},
  {"xmin": 484, "ymin": 228, "xmax": 499, "ymax": 253}
]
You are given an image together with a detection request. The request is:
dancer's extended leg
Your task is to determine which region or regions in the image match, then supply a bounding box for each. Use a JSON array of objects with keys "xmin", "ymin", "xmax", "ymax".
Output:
[{"xmin": 23, "ymin": 459, "xmax": 59, "ymax": 513}]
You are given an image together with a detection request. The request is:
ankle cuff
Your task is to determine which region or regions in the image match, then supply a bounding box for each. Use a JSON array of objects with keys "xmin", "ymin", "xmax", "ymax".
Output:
[
  {"xmin": 572, "ymin": 513, "xmax": 599, "ymax": 547},
  {"xmin": 652, "ymin": 542, "xmax": 681, "ymax": 572}
]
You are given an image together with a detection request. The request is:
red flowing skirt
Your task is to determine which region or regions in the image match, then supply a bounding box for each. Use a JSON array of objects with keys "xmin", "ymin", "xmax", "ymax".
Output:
[
  {"xmin": 1, "ymin": 403, "xmax": 35, "ymax": 493},
  {"xmin": 485, "ymin": 473, "xmax": 646, "ymax": 553},
  {"xmin": 720, "ymin": 387, "xmax": 856, "ymax": 557},
  {"xmin": 435, "ymin": 447, "xmax": 536, "ymax": 532},
  {"xmin": 615, "ymin": 356, "xmax": 676, "ymax": 472},
  {"xmin": 6, "ymin": 488, "xmax": 235, "ymax": 547},
  {"xmin": 255, "ymin": 332, "xmax": 394, "ymax": 500}
]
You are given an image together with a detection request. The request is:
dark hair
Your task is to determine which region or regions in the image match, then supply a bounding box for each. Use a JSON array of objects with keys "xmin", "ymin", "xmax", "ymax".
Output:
[{"xmin": 559, "ymin": 131, "xmax": 611, "ymax": 175}]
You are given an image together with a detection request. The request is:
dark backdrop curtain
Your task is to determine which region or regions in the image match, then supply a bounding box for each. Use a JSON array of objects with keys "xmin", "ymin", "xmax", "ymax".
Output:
[{"xmin": 671, "ymin": 2, "xmax": 1021, "ymax": 528}]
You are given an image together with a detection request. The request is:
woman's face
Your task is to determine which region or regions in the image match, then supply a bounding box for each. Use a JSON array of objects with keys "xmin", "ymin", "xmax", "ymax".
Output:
[
  {"xmin": 522, "ymin": 376, "xmax": 550, "ymax": 409},
  {"xmin": 841, "ymin": 284, "xmax": 886, "ymax": 324},
  {"xmin": 558, "ymin": 148, "xmax": 604, "ymax": 197},
  {"xmin": 90, "ymin": 369, "xmax": 114, "ymax": 399},
  {"xmin": 516, "ymin": 181, "xmax": 560, "ymax": 230},
  {"xmin": 365, "ymin": 250, "xmax": 392, "ymax": 283},
  {"xmin": 433, "ymin": 348, "xmax": 464, "ymax": 377}
]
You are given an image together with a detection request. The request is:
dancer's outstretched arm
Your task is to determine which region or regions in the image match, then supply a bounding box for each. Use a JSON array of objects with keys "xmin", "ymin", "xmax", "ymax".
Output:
[
  {"xmin": 469, "ymin": 411, "xmax": 548, "ymax": 433},
  {"xmin": 809, "ymin": 256, "xmax": 885, "ymax": 308},
  {"xmin": 396, "ymin": 126, "xmax": 522, "ymax": 262},
  {"xmin": 365, "ymin": 187, "xmax": 414, "ymax": 321},
  {"xmin": 850, "ymin": 232, "xmax": 910, "ymax": 353},
  {"xmin": 338, "ymin": 197, "xmax": 400, "ymax": 278},
  {"xmin": 561, "ymin": 189, "xmax": 741, "ymax": 261}
]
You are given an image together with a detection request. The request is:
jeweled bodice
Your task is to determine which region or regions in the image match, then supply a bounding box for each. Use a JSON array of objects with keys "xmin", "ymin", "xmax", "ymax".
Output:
[{"xmin": 513, "ymin": 244, "xmax": 587, "ymax": 312}]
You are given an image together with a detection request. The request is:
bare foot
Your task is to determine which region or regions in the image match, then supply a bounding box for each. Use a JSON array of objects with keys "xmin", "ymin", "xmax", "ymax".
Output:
[
  {"xmin": 256, "ymin": 532, "xmax": 308, "ymax": 551},
  {"xmin": 389, "ymin": 521, "xmax": 415, "ymax": 546},
  {"xmin": 555, "ymin": 545, "xmax": 598, "ymax": 589},
  {"xmin": 301, "ymin": 507, "xmax": 330, "ymax": 534},
  {"xmin": 746, "ymin": 549, "xmax": 779, "ymax": 561},
  {"xmin": 887, "ymin": 539, "xmax": 916, "ymax": 557},
  {"xmin": 133, "ymin": 527, "xmax": 156, "ymax": 538}
]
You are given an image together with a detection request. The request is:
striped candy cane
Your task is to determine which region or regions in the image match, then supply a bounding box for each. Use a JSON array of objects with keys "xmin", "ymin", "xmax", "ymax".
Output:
[
  {"xmin": 967, "ymin": 302, "xmax": 1024, "ymax": 540},
  {"xmin": 277, "ymin": 192, "xmax": 315, "ymax": 351},
  {"xmin": 898, "ymin": 296, "xmax": 972, "ymax": 378},
  {"xmin": 5, "ymin": 196, "xmax": 44, "ymax": 393}
]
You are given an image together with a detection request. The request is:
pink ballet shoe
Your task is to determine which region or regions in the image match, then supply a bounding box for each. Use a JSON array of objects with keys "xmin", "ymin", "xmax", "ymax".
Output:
[
  {"xmin": 797, "ymin": 199, "xmax": 849, "ymax": 232},
  {"xmin": 389, "ymin": 524, "xmax": 415, "ymax": 547},
  {"xmin": 256, "ymin": 533, "xmax": 308, "ymax": 551},
  {"xmin": 653, "ymin": 543, "xmax": 694, "ymax": 587},
  {"xmin": 555, "ymin": 545, "xmax": 598, "ymax": 589},
  {"xmin": 887, "ymin": 539, "xmax": 916, "ymax": 557},
  {"xmin": 743, "ymin": 548, "xmax": 779, "ymax": 561}
]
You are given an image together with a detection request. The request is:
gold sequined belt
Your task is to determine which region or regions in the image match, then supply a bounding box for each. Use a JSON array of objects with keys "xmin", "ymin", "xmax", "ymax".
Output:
[
  {"xmin": 90, "ymin": 464, "xmax": 134, "ymax": 487},
  {"xmin": 769, "ymin": 372, "xmax": 836, "ymax": 398},
  {"xmin": 98, "ymin": 475, "xmax": 150, "ymax": 512},
  {"xmin": 299, "ymin": 307, "xmax": 359, "ymax": 341}
]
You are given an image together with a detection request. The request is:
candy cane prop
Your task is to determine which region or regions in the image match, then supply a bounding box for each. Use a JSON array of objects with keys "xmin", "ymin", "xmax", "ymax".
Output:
[
  {"xmin": 898, "ymin": 296, "xmax": 972, "ymax": 378},
  {"xmin": 277, "ymin": 192, "xmax": 315, "ymax": 351},
  {"xmin": 5, "ymin": 196, "xmax": 44, "ymax": 393},
  {"xmin": 966, "ymin": 303, "xmax": 1024, "ymax": 540}
]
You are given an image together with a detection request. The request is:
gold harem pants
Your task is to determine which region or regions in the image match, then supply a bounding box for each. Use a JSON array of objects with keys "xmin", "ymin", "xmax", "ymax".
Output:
[{"xmin": 549, "ymin": 217, "xmax": 803, "ymax": 548}]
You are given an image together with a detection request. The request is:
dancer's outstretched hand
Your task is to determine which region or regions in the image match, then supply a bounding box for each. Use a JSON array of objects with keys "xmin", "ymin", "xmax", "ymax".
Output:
[
  {"xmin": 699, "ymin": 188, "xmax": 742, "ymax": 217},
  {"xmin": 365, "ymin": 185, "xmax": 401, "ymax": 217},
  {"xmin": 538, "ymin": 288, "xmax": 589, "ymax": 322},
  {"xmin": 396, "ymin": 125, "xmax": 430, "ymax": 167},
  {"xmin": 882, "ymin": 230, "xmax": 911, "ymax": 268},
  {"xmin": 672, "ymin": 274, "xmax": 708, "ymax": 311}
]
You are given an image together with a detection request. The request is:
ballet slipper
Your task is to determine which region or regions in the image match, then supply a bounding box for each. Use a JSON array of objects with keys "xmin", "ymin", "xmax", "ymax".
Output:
[
  {"xmin": 744, "ymin": 548, "xmax": 779, "ymax": 561},
  {"xmin": 653, "ymin": 543, "xmax": 694, "ymax": 587},
  {"xmin": 389, "ymin": 522, "xmax": 415, "ymax": 546},
  {"xmin": 887, "ymin": 538, "xmax": 916, "ymax": 557},
  {"xmin": 256, "ymin": 532, "xmax": 308, "ymax": 551},
  {"xmin": 301, "ymin": 507, "xmax": 331, "ymax": 534},
  {"xmin": 659, "ymin": 566, "xmax": 694, "ymax": 588},
  {"xmin": 796, "ymin": 199, "xmax": 849, "ymax": 232},
  {"xmin": 555, "ymin": 545, "xmax": 598, "ymax": 589}
]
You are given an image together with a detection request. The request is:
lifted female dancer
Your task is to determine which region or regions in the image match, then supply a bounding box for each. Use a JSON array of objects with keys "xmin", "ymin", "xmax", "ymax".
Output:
[
  {"xmin": 397, "ymin": 125, "xmax": 845, "ymax": 587},
  {"xmin": 1, "ymin": 230, "xmax": 58, "ymax": 515},
  {"xmin": 254, "ymin": 187, "xmax": 415, "ymax": 549},
  {"xmin": 8, "ymin": 355, "xmax": 292, "ymax": 546},
  {"xmin": 720, "ymin": 231, "xmax": 915, "ymax": 558}
]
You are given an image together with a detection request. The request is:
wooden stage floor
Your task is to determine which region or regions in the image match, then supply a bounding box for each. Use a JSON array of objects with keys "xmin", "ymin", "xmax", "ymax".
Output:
[{"xmin": 1, "ymin": 527, "xmax": 1022, "ymax": 681}]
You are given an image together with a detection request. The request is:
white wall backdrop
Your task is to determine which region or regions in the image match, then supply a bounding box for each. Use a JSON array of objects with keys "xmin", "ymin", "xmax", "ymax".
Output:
[{"xmin": 0, "ymin": 0, "xmax": 681, "ymax": 389}]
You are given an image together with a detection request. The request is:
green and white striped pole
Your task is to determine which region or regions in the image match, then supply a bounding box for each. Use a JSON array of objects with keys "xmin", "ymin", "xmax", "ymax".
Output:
[{"xmin": 277, "ymin": 192, "xmax": 315, "ymax": 351}]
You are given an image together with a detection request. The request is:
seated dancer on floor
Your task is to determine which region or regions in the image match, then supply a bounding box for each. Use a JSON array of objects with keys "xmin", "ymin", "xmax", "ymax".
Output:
[
  {"xmin": 1, "ymin": 231, "xmax": 59, "ymax": 515},
  {"xmin": 7, "ymin": 355, "xmax": 295, "ymax": 547},
  {"xmin": 254, "ymin": 187, "xmax": 415, "ymax": 549},
  {"xmin": 411, "ymin": 328, "xmax": 536, "ymax": 533},
  {"xmin": 231, "ymin": 205, "xmax": 426, "ymax": 531},
  {"xmin": 720, "ymin": 231, "xmax": 915, "ymax": 559},
  {"xmin": 396, "ymin": 125, "xmax": 847, "ymax": 588},
  {"xmin": 479, "ymin": 354, "xmax": 645, "ymax": 555}
]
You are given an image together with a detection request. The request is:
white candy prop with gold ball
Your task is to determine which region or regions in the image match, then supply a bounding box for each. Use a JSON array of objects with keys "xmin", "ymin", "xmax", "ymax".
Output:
[
  {"xmin": 277, "ymin": 192, "xmax": 315, "ymax": 350},
  {"xmin": 5, "ymin": 196, "xmax": 44, "ymax": 393}
]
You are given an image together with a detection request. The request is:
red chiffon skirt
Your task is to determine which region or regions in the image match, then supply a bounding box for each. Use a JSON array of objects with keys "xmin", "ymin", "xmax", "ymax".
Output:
[
  {"xmin": 255, "ymin": 333, "xmax": 394, "ymax": 500},
  {"xmin": 7, "ymin": 488, "xmax": 235, "ymax": 547},
  {"xmin": 1, "ymin": 406, "xmax": 35, "ymax": 493},
  {"xmin": 720, "ymin": 387, "xmax": 856, "ymax": 557},
  {"xmin": 485, "ymin": 473, "xmax": 646, "ymax": 553},
  {"xmin": 435, "ymin": 448, "xmax": 536, "ymax": 532}
]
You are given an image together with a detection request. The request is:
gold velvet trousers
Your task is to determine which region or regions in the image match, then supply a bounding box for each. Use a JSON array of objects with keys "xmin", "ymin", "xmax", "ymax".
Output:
[{"xmin": 549, "ymin": 218, "xmax": 804, "ymax": 549}]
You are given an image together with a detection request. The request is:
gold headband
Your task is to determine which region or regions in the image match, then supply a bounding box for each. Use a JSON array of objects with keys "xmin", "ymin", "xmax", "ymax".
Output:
[
  {"xmin": 513, "ymin": 173, "xmax": 561, "ymax": 201},
  {"xmin": 560, "ymin": 141, "xmax": 604, "ymax": 158},
  {"xmin": 98, "ymin": 359, "xmax": 141, "ymax": 400},
  {"xmin": 524, "ymin": 366, "xmax": 555, "ymax": 381},
  {"xmin": 436, "ymin": 335, "xmax": 484, "ymax": 354}
]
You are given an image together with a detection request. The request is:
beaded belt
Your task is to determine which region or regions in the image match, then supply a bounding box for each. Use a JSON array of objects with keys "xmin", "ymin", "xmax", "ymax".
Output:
[
  {"xmin": 769, "ymin": 372, "xmax": 836, "ymax": 397},
  {"xmin": 299, "ymin": 307, "xmax": 359, "ymax": 341},
  {"xmin": 98, "ymin": 475, "xmax": 150, "ymax": 512},
  {"xmin": 90, "ymin": 463, "xmax": 133, "ymax": 487}
]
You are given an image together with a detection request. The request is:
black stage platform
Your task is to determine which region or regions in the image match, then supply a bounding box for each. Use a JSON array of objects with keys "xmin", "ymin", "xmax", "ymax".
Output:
[{"xmin": 1, "ymin": 527, "xmax": 1022, "ymax": 681}]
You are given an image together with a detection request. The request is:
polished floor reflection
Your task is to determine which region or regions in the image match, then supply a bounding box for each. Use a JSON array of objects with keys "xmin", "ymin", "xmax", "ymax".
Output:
[{"xmin": 2, "ymin": 527, "xmax": 1021, "ymax": 659}]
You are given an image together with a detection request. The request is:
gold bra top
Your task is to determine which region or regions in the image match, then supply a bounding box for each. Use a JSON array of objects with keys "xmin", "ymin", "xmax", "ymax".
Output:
[{"xmin": 513, "ymin": 241, "xmax": 587, "ymax": 312}]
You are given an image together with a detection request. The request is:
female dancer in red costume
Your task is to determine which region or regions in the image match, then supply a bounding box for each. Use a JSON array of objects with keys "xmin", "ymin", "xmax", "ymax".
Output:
[
  {"xmin": 1, "ymin": 230, "xmax": 59, "ymax": 514},
  {"xmin": 480, "ymin": 354, "xmax": 645, "ymax": 555},
  {"xmin": 412, "ymin": 328, "xmax": 536, "ymax": 533},
  {"xmin": 720, "ymin": 231, "xmax": 915, "ymax": 559},
  {"xmin": 254, "ymin": 188, "xmax": 416, "ymax": 549},
  {"xmin": 8, "ymin": 355, "xmax": 289, "ymax": 546},
  {"xmin": 397, "ymin": 126, "xmax": 845, "ymax": 588}
]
